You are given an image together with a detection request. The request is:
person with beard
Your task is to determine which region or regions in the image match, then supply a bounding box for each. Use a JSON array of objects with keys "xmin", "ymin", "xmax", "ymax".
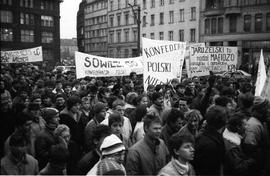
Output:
[
  {"xmin": 160, "ymin": 108, "xmax": 185, "ymax": 147},
  {"xmin": 35, "ymin": 107, "xmax": 60, "ymax": 169},
  {"xmin": 126, "ymin": 114, "xmax": 170, "ymax": 175},
  {"xmin": 148, "ymin": 92, "xmax": 164, "ymax": 121},
  {"xmin": 54, "ymin": 93, "xmax": 66, "ymax": 112},
  {"xmin": 1, "ymin": 133, "xmax": 39, "ymax": 175}
]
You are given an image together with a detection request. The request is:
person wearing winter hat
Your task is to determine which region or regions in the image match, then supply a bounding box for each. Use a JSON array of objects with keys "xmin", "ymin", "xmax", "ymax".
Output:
[
  {"xmin": 85, "ymin": 102, "xmax": 107, "ymax": 151},
  {"xmin": 87, "ymin": 134, "xmax": 126, "ymax": 175},
  {"xmin": 242, "ymin": 96, "xmax": 270, "ymax": 175},
  {"xmin": 35, "ymin": 107, "xmax": 59, "ymax": 169}
]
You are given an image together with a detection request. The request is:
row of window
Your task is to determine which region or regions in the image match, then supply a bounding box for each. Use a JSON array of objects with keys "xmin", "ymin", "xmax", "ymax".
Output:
[
  {"xmin": 0, "ymin": 28, "xmax": 54, "ymax": 43},
  {"xmin": 85, "ymin": 0, "xmax": 107, "ymax": 14},
  {"xmin": 206, "ymin": 0, "xmax": 270, "ymax": 10},
  {"xmin": 109, "ymin": 29, "xmax": 137, "ymax": 43},
  {"xmin": 85, "ymin": 15, "xmax": 107, "ymax": 26},
  {"xmin": 142, "ymin": 0, "xmax": 186, "ymax": 9},
  {"xmin": 143, "ymin": 8, "xmax": 196, "ymax": 27},
  {"xmin": 204, "ymin": 13, "xmax": 270, "ymax": 35},
  {"xmin": 85, "ymin": 29, "xmax": 107, "ymax": 38},
  {"xmin": 1, "ymin": 0, "xmax": 55, "ymax": 10},
  {"xmin": 85, "ymin": 42, "xmax": 107, "ymax": 52},
  {"xmin": 109, "ymin": 0, "xmax": 137, "ymax": 12},
  {"xmin": 142, "ymin": 29, "xmax": 196, "ymax": 42},
  {"xmin": 0, "ymin": 10, "xmax": 54, "ymax": 27}
]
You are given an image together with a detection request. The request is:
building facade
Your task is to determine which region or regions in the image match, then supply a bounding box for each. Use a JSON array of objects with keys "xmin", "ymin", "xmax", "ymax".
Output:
[
  {"xmin": 84, "ymin": 0, "xmax": 108, "ymax": 57},
  {"xmin": 77, "ymin": 0, "xmax": 86, "ymax": 52},
  {"xmin": 140, "ymin": 0, "xmax": 200, "ymax": 43},
  {"xmin": 0, "ymin": 0, "xmax": 62, "ymax": 69},
  {"xmin": 60, "ymin": 38, "xmax": 77, "ymax": 65},
  {"xmin": 200, "ymin": 0, "xmax": 270, "ymax": 72}
]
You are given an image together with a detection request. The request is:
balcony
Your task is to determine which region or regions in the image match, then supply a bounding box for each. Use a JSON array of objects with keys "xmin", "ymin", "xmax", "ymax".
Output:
[
  {"xmin": 225, "ymin": 6, "xmax": 241, "ymax": 16},
  {"xmin": 204, "ymin": 8, "xmax": 225, "ymax": 16}
]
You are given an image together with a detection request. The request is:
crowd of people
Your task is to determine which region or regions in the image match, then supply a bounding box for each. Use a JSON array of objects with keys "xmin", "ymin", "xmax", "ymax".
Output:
[{"xmin": 0, "ymin": 63, "xmax": 270, "ymax": 175}]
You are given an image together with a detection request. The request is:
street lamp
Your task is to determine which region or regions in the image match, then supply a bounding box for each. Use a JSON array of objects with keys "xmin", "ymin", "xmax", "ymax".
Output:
[{"xmin": 128, "ymin": 3, "xmax": 141, "ymax": 56}]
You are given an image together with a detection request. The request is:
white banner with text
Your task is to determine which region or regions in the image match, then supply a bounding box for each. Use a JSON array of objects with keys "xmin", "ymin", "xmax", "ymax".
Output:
[
  {"xmin": 75, "ymin": 52, "xmax": 143, "ymax": 78},
  {"xmin": 1, "ymin": 46, "xmax": 43, "ymax": 64},
  {"xmin": 142, "ymin": 38, "xmax": 186, "ymax": 90}
]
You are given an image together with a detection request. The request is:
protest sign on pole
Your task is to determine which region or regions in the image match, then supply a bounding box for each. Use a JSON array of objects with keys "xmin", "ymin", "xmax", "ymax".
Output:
[
  {"xmin": 142, "ymin": 38, "xmax": 186, "ymax": 91},
  {"xmin": 188, "ymin": 46, "xmax": 238, "ymax": 77},
  {"xmin": 261, "ymin": 68, "xmax": 270, "ymax": 101},
  {"xmin": 255, "ymin": 50, "xmax": 267, "ymax": 96},
  {"xmin": 1, "ymin": 46, "xmax": 43, "ymax": 64},
  {"xmin": 75, "ymin": 52, "xmax": 143, "ymax": 79},
  {"xmin": 185, "ymin": 43, "xmax": 205, "ymax": 78}
]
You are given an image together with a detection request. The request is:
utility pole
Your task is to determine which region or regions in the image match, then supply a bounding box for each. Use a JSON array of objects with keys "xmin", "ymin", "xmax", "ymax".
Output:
[{"xmin": 128, "ymin": 3, "xmax": 141, "ymax": 56}]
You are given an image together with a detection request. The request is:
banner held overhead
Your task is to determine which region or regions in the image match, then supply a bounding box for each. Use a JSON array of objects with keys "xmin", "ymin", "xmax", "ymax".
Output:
[{"xmin": 1, "ymin": 46, "xmax": 43, "ymax": 64}]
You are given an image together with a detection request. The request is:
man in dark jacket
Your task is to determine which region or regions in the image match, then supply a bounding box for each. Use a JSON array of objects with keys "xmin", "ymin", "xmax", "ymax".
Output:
[
  {"xmin": 126, "ymin": 114, "xmax": 170, "ymax": 175},
  {"xmin": 193, "ymin": 105, "xmax": 227, "ymax": 176}
]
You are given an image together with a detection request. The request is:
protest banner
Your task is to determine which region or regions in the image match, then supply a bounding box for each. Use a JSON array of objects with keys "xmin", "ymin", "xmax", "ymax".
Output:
[
  {"xmin": 75, "ymin": 52, "xmax": 143, "ymax": 79},
  {"xmin": 188, "ymin": 46, "xmax": 238, "ymax": 77},
  {"xmin": 255, "ymin": 50, "xmax": 267, "ymax": 96},
  {"xmin": 142, "ymin": 38, "xmax": 186, "ymax": 91},
  {"xmin": 185, "ymin": 43, "xmax": 205, "ymax": 78},
  {"xmin": 261, "ymin": 68, "xmax": 270, "ymax": 101},
  {"xmin": 1, "ymin": 46, "xmax": 43, "ymax": 64}
]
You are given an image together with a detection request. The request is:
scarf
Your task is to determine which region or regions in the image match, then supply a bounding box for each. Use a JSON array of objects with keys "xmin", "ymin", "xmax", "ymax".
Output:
[{"xmin": 222, "ymin": 128, "xmax": 242, "ymax": 146}]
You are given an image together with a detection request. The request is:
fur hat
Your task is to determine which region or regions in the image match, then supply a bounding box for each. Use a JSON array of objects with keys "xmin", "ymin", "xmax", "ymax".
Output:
[
  {"xmin": 42, "ymin": 107, "xmax": 59, "ymax": 122},
  {"xmin": 100, "ymin": 134, "xmax": 125, "ymax": 156}
]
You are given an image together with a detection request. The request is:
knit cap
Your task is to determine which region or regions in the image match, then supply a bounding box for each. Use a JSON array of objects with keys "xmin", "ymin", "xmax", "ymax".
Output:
[
  {"xmin": 100, "ymin": 134, "xmax": 125, "ymax": 156},
  {"xmin": 42, "ymin": 107, "xmax": 59, "ymax": 122},
  {"xmin": 97, "ymin": 158, "xmax": 126, "ymax": 175}
]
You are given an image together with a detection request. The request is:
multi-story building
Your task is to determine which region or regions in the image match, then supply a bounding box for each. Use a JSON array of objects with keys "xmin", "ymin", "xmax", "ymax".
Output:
[
  {"xmin": 60, "ymin": 38, "xmax": 77, "ymax": 65},
  {"xmin": 77, "ymin": 0, "xmax": 86, "ymax": 52},
  {"xmin": 200, "ymin": 0, "xmax": 270, "ymax": 72},
  {"xmin": 84, "ymin": 0, "xmax": 108, "ymax": 57},
  {"xmin": 140, "ymin": 0, "xmax": 200, "ymax": 43},
  {"xmin": 107, "ymin": 0, "xmax": 138, "ymax": 58},
  {"xmin": 0, "ymin": 0, "xmax": 62, "ymax": 69}
]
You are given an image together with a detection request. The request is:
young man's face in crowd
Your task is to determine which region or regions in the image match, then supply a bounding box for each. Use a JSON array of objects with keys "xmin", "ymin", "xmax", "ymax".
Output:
[
  {"xmin": 154, "ymin": 96, "xmax": 164, "ymax": 107},
  {"xmin": 145, "ymin": 121, "xmax": 162, "ymax": 140},
  {"xmin": 171, "ymin": 117, "xmax": 185, "ymax": 133},
  {"xmin": 139, "ymin": 96, "xmax": 149, "ymax": 106},
  {"xmin": 179, "ymin": 100, "xmax": 188, "ymax": 112},
  {"xmin": 49, "ymin": 113, "xmax": 60, "ymax": 127},
  {"xmin": 188, "ymin": 82, "xmax": 195, "ymax": 90},
  {"xmin": 175, "ymin": 142, "xmax": 195, "ymax": 163},
  {"xmin": 82, "ymin": 100, "xmax": 91, "ymax": 110},
  {"xmin": 114, "ymin": 105, "xmax": 125, "ymax": 117},
  {"xmin": 177, "ymin": 87, "xmax": 185, "ymax": 94},
  {"xmin": 71, "ymin": 103, "xmax": 81, "ymax": 114},
  {"xmin": 33, "ymin": 98, "xmax": 42, "ymax": 106},
  {"xmin": 96, "ymin": 108, "xmax": 106, "ymax": 122},
  {"xmin": 64, "ymin": 86, "xmax": 72, "ymax": 94},
  {"xmin": 111, "ymin": 121, "xmax": 123, "ymax": 136},
  {"xmin": 56, "ymin": 97, "xmax": 65, "ymax": 107}
]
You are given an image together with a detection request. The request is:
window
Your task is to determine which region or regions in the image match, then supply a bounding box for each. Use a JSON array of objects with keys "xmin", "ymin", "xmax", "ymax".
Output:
[
  {"xmin": 125, "ymin": 0, "xmax": 128, "ymax": 7},
  {"xmin": 191, "ymin": 7, "xmax": 196, "ymax": 20},
  {"xmin": 211, "ymin": 18, "xmax": 217, "ymax": 34},
  {"xmin": 205, "ymin": 19, "xmax": 210, "ymax": 34},
  {"xmin": 151, "ymin": 14, "xmax": 155, "ymax": 26},
  {"xmin": 110, "ymin": 16, "xmax": 114, "ymax": 27},
  {"xmin": 150, "ymin": 33, "xmax": 155, "ymax": 39},
  {"xmin": 255, "ymin": 14, "xmax": 262, "ymax": 32},
  {"xmin": 229, "ymin": 15, "xmax": 237, "ymax": 32},
  {"xmin": 133, "ymin": 12, "xmax": 137, "ymax": 24},
  {"xmin": 267, "ymin": 13, "xmax": 270, "ymax": 31},
  {"xmin": 160, "ymin": 13, "xmax": 164, "ymax": 25},
  {"xmin": 125, "ymin": 30, "xmax": 129, "ymax": 42},
  {"xmin": 169, "ymin": 11, "xmax": 174, "ymax": 23},
  {"xmin": 190, "ymin": 28, "xmax": 195, "ymax": 42},
  {"xmin": 169, "ymin": 31, "xmax": 173, "ymax": 41},
  {"xmin": 125, "ymin": 13, "xmax": 129, "ymax": 25},
  {"xmin": 21, "ymin": 30, "xmax": 34, "ymax": 42},
  {"xmin": 134, "ymin": 0, "xmax": 137, "ymax": 5},
  {"xmin": 118, "ymin": 0, "xmax": 120, "ymax": 9},
  {"xmin": 180, "ymin": 9, "xmax": 184, "ymax": 22},
  {"xmin": 41, "ymin": 15, "xmax": 53, "ymax": 27},
  {"xmin": 169, "ymin": 0, "xmax": 174, "ymax": 4},
  {"xmin": 110, "ymin": 0, "xmax": 113, "ymax": 11},
  {"xmin": 243, "ymin": 15, "xmax": 251, "ymax": 32},
  {"xmin": 142, "ymin": 33, "xmax": 146, "ymax": 37},
  {"xmin": 143, "ymin": 16, "xmax": 146, "ymax": 27},
  {"xmin": 117, "ymin": 15, "xmax": 121, "ymax": 26},
  {"xmin": 179, "ymin": 30, "xmax": 184, "ymax": 41},
  {"xmin": 133, "ymin": 29, "xmax": 137, "ymax": 41},
  {"xmin": 160, "ymin": 0, "xmax": 164, "ymax": 6},
  {"xmin": 151, "ymin": 0, "xmax": 155, "ymax": 8},
  {"xmin": 0, "ymin": 10, "xmax": 12, "ymax": 23},
  {"xmin": 218, "ymin": 17, "xmax": 223, "ymax": 33},
  {"xmin": 42, "ymin": 32, "xmax": 53, "ymax": 43},
  {"xmin": 159, "ymin": 32, "xmax": 164, "ymax": 40},
  {"xmin": 20, "ymin": 0, "xmax": 33, "ymax": 8},
  {"xmin": 117, "ymin": 31, "xmax": 121, "ymax": 43},
  {"xmin": 124, "ymin": 49, "xmax": 129, "ymax": 57},
  {"xmin": 0, "ymin": 0, "xmax": 12, "ymax": 5},
  {"xmin": 109, "ymin": 32, "xmax": 114, "ymax": 43},
  {"xmin": 1, "ymin": 28, "xmax": 13, "ymax": 41},
  {"xmin": 143, "ymin": 0, "xmax": 146, "ymax": 9},
  {"xmin": 41, "ymin": 0, "xmax": 53, "ymax": 10}
]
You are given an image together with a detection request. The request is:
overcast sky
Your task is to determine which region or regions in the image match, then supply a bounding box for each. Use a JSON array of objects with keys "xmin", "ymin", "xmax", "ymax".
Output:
[{"xmin": 60, "ymin": 0, "xmax": 81, "ymax": 39}]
